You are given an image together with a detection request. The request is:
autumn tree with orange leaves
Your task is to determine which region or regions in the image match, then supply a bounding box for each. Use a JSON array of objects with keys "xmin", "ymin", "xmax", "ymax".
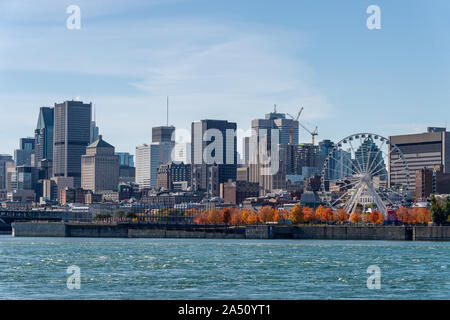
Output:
[
  {"xmin": 230, "ymin": 208, "xmax": 243, "ymax": 225},
  {"xmin": 349, "ymin": 212, "xmax": 362, "ymax": 224},
  {"xmin": 397, "ymin": 207, "xmax": 431, "ymax": 225},
  {"xmin": 258, "ymin": 206, "xmax": 275, "ymax": 223},
  {"xmin": 247, "ymin": 211, "xmax": 259, "ymax": 224},
  {"xmin": 397, "ymin": 206, "xmax": 409, "ymax": 223},
  {"xmin": 335, "ymin": 209, "xmax": 350, "ymax": 224},
  {"xmin": 320, "ymin": 207, "xmax": 334, "ymax": 223},
  {"xmin": 302, "ymin": 207, "xmax": 314, "ymax": 223},
  {"xmin": 369, "ymin": 210, "xmax": 384, "ymax": 225},
  {"xmin": 289, "ymin": 205, "xmax": 303, "ymax": 224}
]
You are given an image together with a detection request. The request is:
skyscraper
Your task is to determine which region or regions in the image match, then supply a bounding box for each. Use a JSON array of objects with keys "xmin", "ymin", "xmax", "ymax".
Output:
[
  {"xmin": 34, "ymin": 107, "xmax": 54, "ymax": 163},
  {"xmin": 81, "ymin": 135, "xmax": 119, "ymax": 193},
  {"xmin": 152, "ymin": 126, "xmax": 175, "ymax": 144},
  {"xmin": 14, "ymin": 137, "xmax": 35, "ymax": 167},
  {"xmin": 0, "ymin": 155, "xmax": 14, "ymax": 190},
  {"xmin": 116, "ymin": 152, "xmax": 134, "ymax": 167},
  {"xmin": 53, "ymin": 100, "xmax": 92, "ymax": 187},
  {"xmin": 90, "ymin": 121, "xmax": 99, "ymax": 144},
  {"xmin": 389, "ymin": 127, "xmax": 450, "ymax": 190},
  {"xmin": 173, "ymin": 142, "xmax": 191, "ymax": 164},
  {"xmin": 319, "ymin": 139, "xmax": 352, "ymax": 181},
  {"xmin": 248, "ymin": 108, "xmax": 298, "ymax": 195},
  {"xmin": 191, "ymin": 119, "xmax": 237, "ymax": 195},
  {"xmin": 135, "ymin": 124, "xmax": 176, "ymax": 189},
  {"xmin": 355, "ymin": 136, "xmax": 386, "ymax": 179},
  {"xmin": 135, "ymin": 144, "xmax": 160, "ymax": 189}
]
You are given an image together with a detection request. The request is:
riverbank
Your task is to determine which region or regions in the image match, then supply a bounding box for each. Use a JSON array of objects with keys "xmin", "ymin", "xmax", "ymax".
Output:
[{"xmin": 11, "ymin": 221, "xmax": 450, "ymax": 241}]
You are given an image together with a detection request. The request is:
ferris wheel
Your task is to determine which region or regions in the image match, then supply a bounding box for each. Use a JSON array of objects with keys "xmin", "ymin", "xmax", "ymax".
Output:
[{"xmin": 320, "ymin": 133, "xmax": 410, "ymax": 215}]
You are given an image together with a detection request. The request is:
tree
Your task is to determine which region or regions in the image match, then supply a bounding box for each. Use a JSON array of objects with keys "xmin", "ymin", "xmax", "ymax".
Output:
[
  {"xmin": 221, "ymin": 208, "xmax": 232, "ymax": 224},
  {"xmin": 303, "ymin": 207, "xmax": 314, "ymax": 223},
  {"xmin": 314, "ymin": 206, "xmax": 324, "ymax": 223},
  {"xmin": 125, "ymin": 212, "xmax": 137, "ymax": 220},
  {"xmin": 247, "ymin": 212, "xmax": 259, "ymax": 224},
  {"xmin": 335, "ymin": 209, "xmax": 349, "ymax": 224},
  {"xmin": 230, "ymin": 208, "xmax": 243, "ymax": 225},
  {"xmin": 430, "ymin": 195, "xmax": 447, "ymax": 225},
  {"xmin": 415, "ymin": 208, "xmax": 431, "ymax": 225},
  {"xmin": 207, "ymin": 209, "xmax": 223, "ymax": 224},
  {"xmin": 194, "ymin": 211, "xmax": 209, "ymax": 224},
  {"xmin": 113, "ymin": 210, "xmax": 125, "ymax": 219},
  {"xmin": 369, "ymin": 211, "xmax": 384, "ymax": 225},
  {"xmin": 258, "ymin": 206, "xmax": 275, "ymax": 223},
  {"xmin": 289, "ymin": 205, "xmax": 303, "ymax": 224},
  {"xmin": 397, "ymin": 206, "xmax": 409, "ymax": 224},
  {"xmin": 443, "ymin": 197, "xmax": 450, "ymax": 223},
  {"xmin": 362, "ymin": 213, "xmax": 371, "ymax": 224},
  {"xmin": 386, "ymin": 210, "xmax": 398, "ymax": 223},
  {"xmin": 349, "ymin": 212, "xmax": 362, "ymax": 224},
  {"xmin": 320, "ymin": 207, "xmax": 334, "ymax": 223},
  {"xmin": 241, "ymin": 210, "xmax": 250, "ymax": 224},
  {"xmin": 276, "ymin": 209, "xmax": 289, "ymax": 223},
  {"xmin": 93, "ymin": 213, "xmax": 111, "ymax": 221}
]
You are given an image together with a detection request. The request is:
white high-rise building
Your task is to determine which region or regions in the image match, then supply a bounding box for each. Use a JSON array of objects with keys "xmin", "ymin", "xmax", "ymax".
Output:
[
  {"xmin": 135, "ymin": 142, "xmax": 174, "ymax": 189},
  {"xmin": 173, "ymin": 142, "xmax": 191, "ymax": 164}
]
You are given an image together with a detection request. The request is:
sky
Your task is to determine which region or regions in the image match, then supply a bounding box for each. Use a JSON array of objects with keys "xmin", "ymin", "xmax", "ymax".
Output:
[{"xmin": 0, "ymin": 0, "xmax": 449, "ymax": 155}]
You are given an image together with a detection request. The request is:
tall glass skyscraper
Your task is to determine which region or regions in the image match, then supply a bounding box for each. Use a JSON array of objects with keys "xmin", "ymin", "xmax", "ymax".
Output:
[
  {"xmin": 34, "ymin": 107, "xmax": 54, "ymax": 163},
  {"xmin": 191, "ymin": 119, "xmax": 237, "ymax": 195},
  {"xmin": 53, "ymin": 100, "xmax": 92, "ymax": 187}
]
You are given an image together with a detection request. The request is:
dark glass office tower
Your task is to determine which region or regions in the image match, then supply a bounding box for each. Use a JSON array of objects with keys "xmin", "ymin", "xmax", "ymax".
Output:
[
  {"xmin": 34, "ymin": 107, "xmax": 54, "ymax": 163},
  {"xmin": 191, "ymin": 119, "xmax": 237, "ymax": 195},
  {"xmin": 53, "ymin": 100, "xmax": 92, "ymax": 187},
  {"xmin": 152, "ymin": 126, "xmax": 175, "ymax": 143}
]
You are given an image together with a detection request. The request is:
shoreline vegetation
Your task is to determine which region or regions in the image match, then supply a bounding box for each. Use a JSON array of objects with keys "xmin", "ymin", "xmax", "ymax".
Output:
[{"xmin": 92, "ymin": 196, "xmax": 450, "ymax": 227}]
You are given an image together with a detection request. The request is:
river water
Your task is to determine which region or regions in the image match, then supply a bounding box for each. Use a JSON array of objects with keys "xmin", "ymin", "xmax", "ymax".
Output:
[{"xmin": 0, "ymin": 235, "xmax": 448, "ymax": 299}]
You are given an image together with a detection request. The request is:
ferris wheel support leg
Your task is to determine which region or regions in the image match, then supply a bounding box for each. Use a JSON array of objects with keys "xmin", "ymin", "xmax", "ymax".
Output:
[
  {"xmin": 365, "ymin": 182, "xmax": 387, "ymax": 216},
  {"xmin": 345, "ymin": 183, "xmax": 363, "ymax": 214}
]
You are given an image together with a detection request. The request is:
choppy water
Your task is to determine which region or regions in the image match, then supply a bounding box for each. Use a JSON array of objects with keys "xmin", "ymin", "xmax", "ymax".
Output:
[{"xmin": 0, "ymin": 235, "xmax": 448, "ymax": 299}]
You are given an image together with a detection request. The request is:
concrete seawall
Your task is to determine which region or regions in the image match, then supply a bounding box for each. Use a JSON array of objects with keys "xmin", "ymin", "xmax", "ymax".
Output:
[
  {"xmin": 413, "ymin": 226, "xmax": 450, "ymax": 241},
  {"xmin": 272, "ymin": 225, "xmax": 412, "ymax": 241},
  {"xmin": 11, "ymin": 222, "xmax": 450, "ymax": 241},
  {"xmin": 12, "ymin": 221, "xmax": 67, "ymax": 237}
]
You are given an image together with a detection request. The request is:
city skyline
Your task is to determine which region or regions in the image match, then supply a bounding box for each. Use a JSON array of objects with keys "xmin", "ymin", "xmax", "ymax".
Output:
[{"xmin": 1, "ymin": 0, "xmax": 450, "ymax": 155}]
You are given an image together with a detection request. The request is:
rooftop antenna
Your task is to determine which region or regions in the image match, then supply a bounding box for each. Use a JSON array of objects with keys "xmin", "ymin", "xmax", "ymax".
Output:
[
  {"xmin": 274, "ymin": 104, "xmax": 277, "ymax": 113},
  {"xmin": 166, "ymin": 96, "xmax": 169, "ymax": 126}
]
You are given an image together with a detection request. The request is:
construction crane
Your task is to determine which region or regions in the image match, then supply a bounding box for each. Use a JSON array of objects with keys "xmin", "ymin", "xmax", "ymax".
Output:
[
  {"xmin": 286, "ymin": 107, "xmax": 303, "ymax": 145},
  {"xmin": 299, "ymin": 122, "xmax": 319, "ymax": 145}
]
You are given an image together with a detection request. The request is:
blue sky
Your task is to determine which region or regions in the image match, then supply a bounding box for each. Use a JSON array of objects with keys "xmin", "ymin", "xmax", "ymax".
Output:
[{"xmin": 0, "ymin": 0, "xmax": 449, "ymax": 155}]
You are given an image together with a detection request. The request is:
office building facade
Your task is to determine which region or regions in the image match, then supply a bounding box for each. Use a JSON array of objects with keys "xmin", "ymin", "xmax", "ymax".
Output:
[
  {"xmin": 152, "ymin": 126, "xmax": 175, "ymax": 144},
  {"xmin": 135, "ymin": 142, "xmax": 173, "ymax": 189},
  {"xmin": 34, "ymin": 107, "xmax": 54, "ymax": 164},
  {"xmin": 14, "ymin": 137, "xmax": 35, "ymax": 167},
  {"xmin": 53, "ymin": 100, "xmax": 92, "ymax": 187},
  {"xmin": 390, "ymin": 127, "xmax": 450, "ymax": 190},
  {"xmin": 81, "ymin": 135, "xmax": 120, "ymax": 193},
  {"xmin": 156, "ymin": 161, "xmax": 191, "ymax": 190},
  {"xmin": 0, "ymin": 155, "xmax": 14, "ymax": 190},
  {"xmin": 191, "ymin": 119, "xmax": 237, "ymax": 195}
]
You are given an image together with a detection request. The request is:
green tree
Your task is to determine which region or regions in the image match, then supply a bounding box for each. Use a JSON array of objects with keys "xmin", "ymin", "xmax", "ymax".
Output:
[
  {"xmin": 93, "ymin": 213, "xmax": 111, "ymax": 221},
  {"xmin": 125, "ymin": 211, "xmax": 137, "ymax": 220},
  {"xmin": 114, "ymin": 210, "xmax": 125, "ymax": 218},
  {"xmin": 430, "ymin": 195, "xmax": 446, "ymax": 225},
  {"xmin": 443, "ymin": 197, "xmax": 450, "ymax": 223}
]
